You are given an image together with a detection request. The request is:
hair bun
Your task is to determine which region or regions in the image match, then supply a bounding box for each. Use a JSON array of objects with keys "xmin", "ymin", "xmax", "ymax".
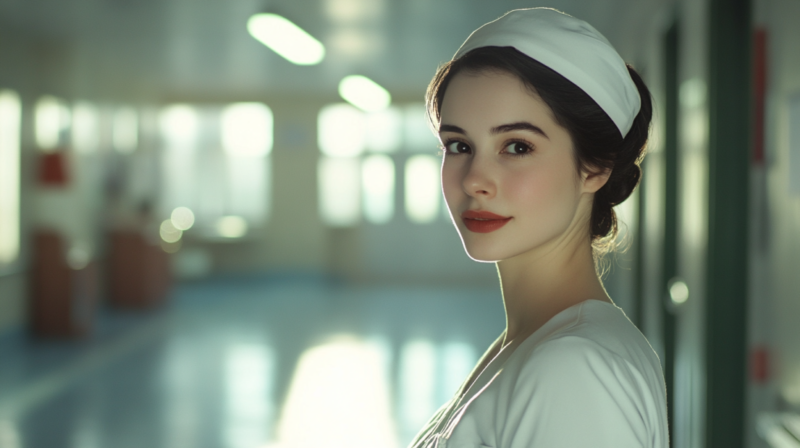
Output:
[{"xmin": 590, "ymin": 65, "xmax": 651, "ymax": 248}]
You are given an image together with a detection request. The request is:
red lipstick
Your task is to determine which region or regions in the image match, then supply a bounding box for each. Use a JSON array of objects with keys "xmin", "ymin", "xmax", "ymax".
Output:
[{"xmin": 461, "ymin": 210, "xmax": 512, "ymax": 233}]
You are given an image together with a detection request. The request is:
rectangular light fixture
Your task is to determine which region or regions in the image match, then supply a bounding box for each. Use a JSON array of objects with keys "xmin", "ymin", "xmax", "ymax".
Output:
[
  {"xmin": 338, "ymin": 75, "xmax": 391, "ymax": 112},
  {"xmin": 247, "ymin": 13, "xmax": 325, "ymax": 65}
]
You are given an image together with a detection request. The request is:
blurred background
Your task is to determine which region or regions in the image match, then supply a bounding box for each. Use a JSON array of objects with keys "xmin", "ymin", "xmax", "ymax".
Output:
[{"xmin": 0, "ymin": 0, "xmax": 797, "ymax": 447}]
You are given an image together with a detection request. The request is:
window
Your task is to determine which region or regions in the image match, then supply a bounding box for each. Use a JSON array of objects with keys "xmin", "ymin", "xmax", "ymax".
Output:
[
  {"xmin": 318, "ymin": 103, "xmax": 366, "ymax": 158},
  {"xmin": 159, "ymin": 102, "xmax": 273, "ymax": 240},
  {"xmin": 361, "ymin": 155, "xmax": 395, "ymax": 224},
  {"xmin": 404, "ymin": 155, "xmax": 440, "ymax": 224},
  {"xmin": 34, "ymin": 95, "xmax": 70, "ymax": 151},
  {"xmin": 317, "ymin": 103, "xmax": 368, "ymax": 227},
  {"xmin": 113, "ymin": 107, "xmax": 139, "ymax": 154},
  {"xmin": 318, "ymin": 157, "xmax": 361, "ymax": 227},
  {"xmin": 221, "ymin": 103, "xmax": 273, "ymax": 226},
  {"xmin": 160, "ymin": 104, "xmax": 198, "ymax": 148},
  {"xmin": 72, "ymin": 101, "xmax": 100, "ymax": 154},
  {"xmin": 0, "ymin": 90, "xmax": 21, "ymax": 265},
  {"xmin": 317, "ymin": 102, "xmax": 442, "ymax": 226},
  {"xmin": 366, "ymin": 108, "xmax": 402, "ymax": 153},
  {"xmin": 160, "ymin": 104, "xmax": 199, "ymax": 231},
  {"xmin": 221, "ymin": 103, "xmax": 273, "ymax": 158}
]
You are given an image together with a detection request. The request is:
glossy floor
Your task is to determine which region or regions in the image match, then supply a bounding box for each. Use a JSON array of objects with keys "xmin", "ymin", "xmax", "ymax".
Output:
[{"xmin": 0, "ymin": 275, "xmax": 504, "ymax": 448}]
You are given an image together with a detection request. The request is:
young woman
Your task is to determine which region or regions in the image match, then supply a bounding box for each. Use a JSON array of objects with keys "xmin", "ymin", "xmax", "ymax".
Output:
[{"xmin": 410, "ymin": 8, "xmax": 668, "ymax": 448}]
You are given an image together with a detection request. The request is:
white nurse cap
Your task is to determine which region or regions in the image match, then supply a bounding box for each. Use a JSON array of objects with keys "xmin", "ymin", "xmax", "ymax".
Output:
[{"xmin": 454, "ymin": 8, "xmax": 641, "ymax": 138}]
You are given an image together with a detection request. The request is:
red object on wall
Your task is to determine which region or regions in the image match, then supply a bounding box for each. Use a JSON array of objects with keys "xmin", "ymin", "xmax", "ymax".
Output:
[
  {"xmin": 108, "ymin": 232, "xmax": 171, "ymax": 309},
  {"xmin": 753, "ymin": 28, "xmax": 767, "ymax": 165},
  {"xmin": 39, "ymin": 151, "xmax": 69, "ymax": 186},
  {"xmin": 30, "ymin": 231, "xmax": 97, "ymax": 337},
  {"xmin": 751, "ymin": 345, "xmax": 770, "ymax": 383}
]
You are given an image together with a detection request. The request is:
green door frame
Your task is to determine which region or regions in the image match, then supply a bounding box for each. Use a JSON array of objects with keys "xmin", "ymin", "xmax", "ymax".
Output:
[
  {"xmin": 706, "ymin": 0, "xmax": 751, "ymax": 447},
  {"xmin": 662, "ymin": 18, "xmax": 680, "ymax": 447}
]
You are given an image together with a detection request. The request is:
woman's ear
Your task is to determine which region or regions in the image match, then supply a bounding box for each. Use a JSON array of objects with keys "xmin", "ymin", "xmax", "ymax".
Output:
[{"xmin": 581, "ymin": 167, "xmax": 612, "ymax": 194}]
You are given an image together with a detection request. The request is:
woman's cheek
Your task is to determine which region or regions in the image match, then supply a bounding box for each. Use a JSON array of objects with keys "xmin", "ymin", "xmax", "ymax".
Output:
[
  {"xmin": 442, "ymin": 161, "xmax": 462, "ymax": 200},
  {"xmin": 441, "ymin": 162, "xmax": 463, "ymax": 213},
  {"xmin": 506, "ymin": 168, "xmax": 552, "ymax": 208},
  {"xmin": 508, "ymin": 167, "xmax": 575, "ymax": 229}
]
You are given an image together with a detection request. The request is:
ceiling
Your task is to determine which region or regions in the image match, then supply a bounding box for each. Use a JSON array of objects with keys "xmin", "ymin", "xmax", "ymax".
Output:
[{"xmin": 0, "ymin": 0, "xmax": 669, "ymax": 103}]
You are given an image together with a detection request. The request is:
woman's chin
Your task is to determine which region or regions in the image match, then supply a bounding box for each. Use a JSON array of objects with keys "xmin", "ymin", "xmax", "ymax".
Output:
[
  {"xmin": 456, "ymin": 226, "xmax": 525, "ymax": 263},
  {"xmin": 460, "ymin": 241, "xmax": 505, "ymax": 263},
  {"xmin": 466, "ymin": 253, "xmax": 500, "ymax": 263}
]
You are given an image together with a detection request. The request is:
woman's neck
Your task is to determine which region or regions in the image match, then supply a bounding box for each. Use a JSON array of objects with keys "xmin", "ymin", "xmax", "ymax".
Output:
[{"xmin": 496, "ymin": 234, "xmax": 610, "ymax": 346}]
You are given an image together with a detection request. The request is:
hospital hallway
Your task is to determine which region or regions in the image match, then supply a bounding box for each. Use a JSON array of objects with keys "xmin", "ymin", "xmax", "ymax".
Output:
[
  {"xmin": 2, "ymin": 0, "xmax": 800, "ymax": 447},
  {"xmin": 0, "ymin": 276, "xmax": 503, "ymax": 448}
]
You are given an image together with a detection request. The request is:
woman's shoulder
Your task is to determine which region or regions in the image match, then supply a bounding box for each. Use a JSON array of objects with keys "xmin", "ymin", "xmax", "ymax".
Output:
[
  {"xmin": 521, "ymin": 300, "xmax": 663, "ymax": 375},
  {"xmin": 442, "ymin": 301, "xmax": 669, "ymax": 448},
  {"xmin": 502, "ymin": 300, "xmax": 666, "ymax": 404},
  {"xmin": 484, "ymin": 302, "xmax": 669, "ymax": 447}
]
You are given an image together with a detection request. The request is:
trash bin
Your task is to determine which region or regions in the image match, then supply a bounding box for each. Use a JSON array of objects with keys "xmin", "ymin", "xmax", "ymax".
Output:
[{"xmin": 29, "ymin": 230, "xmax": 97, "ymax": 337}]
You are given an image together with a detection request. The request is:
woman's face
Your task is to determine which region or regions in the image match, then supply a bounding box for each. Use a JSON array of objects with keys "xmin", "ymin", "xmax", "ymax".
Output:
[{"xmin": 439, "ymin": 70, "xmax": 603, "ymax": 263}]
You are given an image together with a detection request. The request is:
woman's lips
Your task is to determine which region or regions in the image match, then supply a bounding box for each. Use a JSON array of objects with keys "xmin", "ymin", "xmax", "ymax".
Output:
[{"xmin": 461, "ymin": 210, "xmax": 512, "ymax": 233}]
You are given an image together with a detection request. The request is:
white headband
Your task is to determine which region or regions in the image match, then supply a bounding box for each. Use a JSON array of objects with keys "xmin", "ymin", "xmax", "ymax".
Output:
[{"xmin": 454, "ymin": 8, "xmax": 641, "ymax": 137}]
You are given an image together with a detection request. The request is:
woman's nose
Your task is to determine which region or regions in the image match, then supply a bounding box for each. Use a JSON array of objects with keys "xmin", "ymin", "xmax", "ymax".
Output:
[{"xmin": 462, "ymin": 157, "xmax": 495, "ymax": 198}]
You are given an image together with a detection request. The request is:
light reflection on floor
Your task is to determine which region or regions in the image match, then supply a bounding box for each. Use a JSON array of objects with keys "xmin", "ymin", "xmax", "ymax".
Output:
[
  {"xmin": 224, "ymin": 343, "xmax": 275, "ymax": 448},
  {"xmin": 273, "ymin": 336, "xmax": 396, "ymax": 448},
  {"xmin": 398, "ymin": 339, "xmax": 438, "ymax": 438},
  {"xmin": 0, "ymin": 275, "xmax": 503, "ymax": 448}
]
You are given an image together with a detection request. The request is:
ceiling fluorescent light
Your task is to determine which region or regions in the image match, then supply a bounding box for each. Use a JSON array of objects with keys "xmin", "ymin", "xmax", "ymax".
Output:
[
  {"xmin": 338, "ymin": 75, "xmax": 391, "ymax": 112},
  {"xmin": 247, "ymin": 13, "xmax": 325, "ymax": 65}
]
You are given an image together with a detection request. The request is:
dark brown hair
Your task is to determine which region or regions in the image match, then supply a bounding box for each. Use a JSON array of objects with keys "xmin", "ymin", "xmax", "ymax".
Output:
[{"xmin": 426, "ymin": 46, "xmax": 652, "ymax": 255}]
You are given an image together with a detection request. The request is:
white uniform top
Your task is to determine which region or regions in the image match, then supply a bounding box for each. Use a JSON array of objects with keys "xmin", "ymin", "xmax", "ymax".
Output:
[{"xmin": 410, "ymin": 299, "xmax": 669, "ymax": 448}]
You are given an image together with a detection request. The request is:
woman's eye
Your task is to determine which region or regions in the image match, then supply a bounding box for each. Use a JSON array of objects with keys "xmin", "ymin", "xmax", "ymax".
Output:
[
  {"xmin": 445, "ymin": 141, "xmax": 471, "ymax": 154},
  {"xmin": 504, "ymin": 141, "xmax": 533, "ymax": 155}
]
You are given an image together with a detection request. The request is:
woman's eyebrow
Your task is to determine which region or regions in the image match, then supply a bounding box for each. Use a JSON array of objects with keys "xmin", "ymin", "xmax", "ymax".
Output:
[
  {"xmin": 491, "ymin": 122, "xmax": 549, "ymax": 139},
  {"xmin": 439, "ymin": 124, "xmax": 466, "ymax": 134}
]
